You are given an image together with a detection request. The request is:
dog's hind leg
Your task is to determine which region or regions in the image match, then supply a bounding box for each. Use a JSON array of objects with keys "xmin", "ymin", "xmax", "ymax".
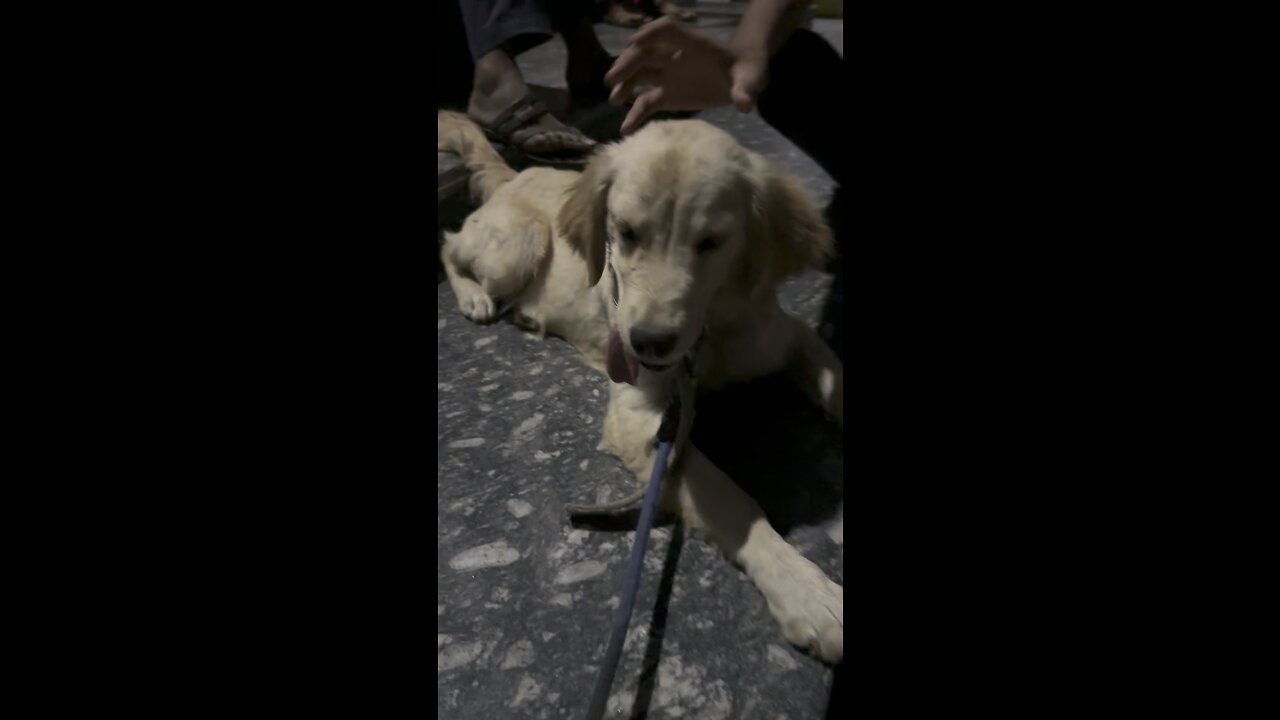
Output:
[
  {"xmin": 442, "ymin": 233, "xmax": 498, "ymax": 323},
  {"xmin": 442, "ymin": 212, "xmax": 550, "ymax": 324}
]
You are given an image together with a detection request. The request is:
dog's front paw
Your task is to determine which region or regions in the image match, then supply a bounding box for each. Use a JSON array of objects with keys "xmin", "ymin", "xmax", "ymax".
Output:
[
  {"xmin": 765, "ymin": 565, "xmax": 844, "ymax": 664},
  {"xmin": 457, "ymin": 289, "xmax": 497, "ymax": 324}
]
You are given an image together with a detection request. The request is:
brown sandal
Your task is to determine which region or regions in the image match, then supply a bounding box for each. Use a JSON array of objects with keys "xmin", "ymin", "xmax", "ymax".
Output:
[{"xmin": 476, "ymin": 94, "xmax": 595, "ymax": 166}]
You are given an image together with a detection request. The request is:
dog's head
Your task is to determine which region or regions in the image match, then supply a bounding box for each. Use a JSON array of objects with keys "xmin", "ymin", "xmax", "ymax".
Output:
[{"xmin": 558, "ymin": 120, "xmax": 832, "ymax": 383}]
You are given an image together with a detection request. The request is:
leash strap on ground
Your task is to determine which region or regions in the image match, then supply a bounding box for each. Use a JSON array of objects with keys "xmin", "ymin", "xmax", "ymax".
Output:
[{"xmin": 583, "ymin": 395, "xmax": 681, "ymax": 720}]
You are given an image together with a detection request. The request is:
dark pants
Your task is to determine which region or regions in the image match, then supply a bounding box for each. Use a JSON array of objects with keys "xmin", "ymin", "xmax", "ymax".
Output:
[
  {"xmin": 436, "ymin": 0, "xmax": 596, "ymax": 108},
  {"xmin": 461, "ymin": 0, "xmax": 552, "ymax": 60},
  {"xmin": 756, "ymin": 29, "xmax": 846, "ymax": 361}
]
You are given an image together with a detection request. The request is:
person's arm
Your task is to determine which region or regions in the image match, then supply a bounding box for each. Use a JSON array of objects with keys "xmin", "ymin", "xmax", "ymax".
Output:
[
  {"xmin": 604, "ymin": 1, "xmax": 813, "ymax": 132},
  {"xmin": 722, "ymin": 0, "xmax": 810, "ymax": 112},
  {"xmin": 732, "ymin": 0, "xmax": 811, "ymax": 58}
]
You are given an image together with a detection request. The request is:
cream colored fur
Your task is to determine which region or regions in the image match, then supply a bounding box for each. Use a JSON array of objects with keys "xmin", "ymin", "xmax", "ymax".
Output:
[{"xmin": 439, "ymin": 111, "xmax": 844, "ymax": 663}]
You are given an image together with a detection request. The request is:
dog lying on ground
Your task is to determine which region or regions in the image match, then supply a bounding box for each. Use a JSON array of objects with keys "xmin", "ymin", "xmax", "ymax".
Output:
[{"xmin": 438, "ymin": 111, "xmax": 844, "ymax": 663}]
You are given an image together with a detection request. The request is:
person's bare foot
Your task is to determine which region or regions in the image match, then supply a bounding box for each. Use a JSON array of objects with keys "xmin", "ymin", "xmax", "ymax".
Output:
[
  {"xmin": 467, "ymin": 49, "xmax": 595, "ymax": 156},
  {"xmin": 656, "ymin": 1, "xmax": 697, "ymax": 21},
  {"xmin": 603, "ymin": 1, "xmax": 648, "ymax": 27}
]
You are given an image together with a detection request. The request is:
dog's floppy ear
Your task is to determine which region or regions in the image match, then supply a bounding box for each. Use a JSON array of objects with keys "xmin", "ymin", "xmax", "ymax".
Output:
[
  {"xmin": 558, "ymin": 150, "xmax": 613, "ymax": 287},
  {"xmin": 740, "ymin": 155, "xmax": 835, "ymax": 296}
]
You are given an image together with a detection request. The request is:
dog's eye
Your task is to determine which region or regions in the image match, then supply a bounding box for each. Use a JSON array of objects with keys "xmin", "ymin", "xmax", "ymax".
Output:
[
  {"xmin": 696, "ymin": 236, "xmax": 719, "ymax": 255},
  {"xmin": 617, "ymin": 224, "xmax": 636, "ymax": 245}
]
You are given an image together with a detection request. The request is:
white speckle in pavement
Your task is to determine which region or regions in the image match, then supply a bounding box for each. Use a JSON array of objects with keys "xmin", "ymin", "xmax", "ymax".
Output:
[
  {"xmin": 767, "ymin": 644, "xmax": 799, "ymax": 671},
  {"xmin": 607, "ymin": 690, "xmax": 636, "ymax": 715},
  {"xmin": 501, "ymin": 640, "xmax": 535, "ymax": 669},
  {"xmin": 449, "ymin": 541, "xmax": 520, "ymax": 570},
  {"xmin": 653, "ymin": 656, "xmax": 732, "ymax": 719},
  {"xmin": 438, "ymin": 641, "xmax": 484, "ymax": 672},
  {"xmin": 510, "ymin": 676, "xmax": 541, "ymax": 707},
  {"xmin": 555, "ymin": 560, "xmax": 607, "ymax": 585},
  {"xmin": 512, "ymin": 413, "xmax": 545, "ymax": 441},
  {"xmin": 448, "ymin": 437, "xmax": 485, "ymax": 448}
]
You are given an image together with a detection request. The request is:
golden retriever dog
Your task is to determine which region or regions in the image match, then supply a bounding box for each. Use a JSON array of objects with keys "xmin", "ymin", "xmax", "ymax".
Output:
[{"xmin": 438, "ymin": 111, "xmax": 843, "ymax": 663}]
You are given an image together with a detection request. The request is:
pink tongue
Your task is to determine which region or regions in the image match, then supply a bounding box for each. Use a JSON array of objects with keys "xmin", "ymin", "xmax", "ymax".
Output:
[{"xmin": 606, "ymin": 327, "xmax": 640, "ymax": 385}]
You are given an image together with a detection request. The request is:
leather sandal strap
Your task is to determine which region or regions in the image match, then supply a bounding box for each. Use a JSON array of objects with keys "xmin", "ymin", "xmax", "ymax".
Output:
[{"xmin": 486, "ymin": 94, "xmax": 551, "ymax": 141}]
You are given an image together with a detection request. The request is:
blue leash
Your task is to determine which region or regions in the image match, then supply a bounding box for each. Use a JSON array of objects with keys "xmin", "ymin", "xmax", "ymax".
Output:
[{"xmin": 583, "ymin": 394, "xmax": 681, "ymax": 720}]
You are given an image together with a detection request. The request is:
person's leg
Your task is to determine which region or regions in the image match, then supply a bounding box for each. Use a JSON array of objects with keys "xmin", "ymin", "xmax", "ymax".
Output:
[
  {"xmin": 461, "ymin": 0, "xmax": 555, "ymax": 62},
  {"xmin": 458, "ymin": 0, "xmax": 596, "ymax": 156},
  {"xmin": 754, "ymin": 29, "xmax": 844, "ymax": 186},
  {"xmin": 754, "ymin": 29, "xmax": 845, "ymax": 361},
  {"xmin": 545, "ymin": 0, "xmax": 616, "ymax": 103},
  {"xmin": 436, "ymin": 0, "xmax": 475, "ymax": 109}
]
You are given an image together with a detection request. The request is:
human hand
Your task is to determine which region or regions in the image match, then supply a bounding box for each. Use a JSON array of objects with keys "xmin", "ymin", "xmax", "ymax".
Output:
[{"xmin": 604, "ymin": 16, "xmax": 768, "ymax": 134}]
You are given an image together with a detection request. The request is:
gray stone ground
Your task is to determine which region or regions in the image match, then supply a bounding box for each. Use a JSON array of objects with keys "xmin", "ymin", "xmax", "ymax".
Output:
[{"xmin": 439, "ymin": 15, "xmax": 844, "ymax": 720}]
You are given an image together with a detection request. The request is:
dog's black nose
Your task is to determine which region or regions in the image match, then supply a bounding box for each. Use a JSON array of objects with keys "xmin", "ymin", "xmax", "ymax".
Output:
[{"xmin": 630, "ymin": 326, "xmax": 678, "ymax": 359}]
